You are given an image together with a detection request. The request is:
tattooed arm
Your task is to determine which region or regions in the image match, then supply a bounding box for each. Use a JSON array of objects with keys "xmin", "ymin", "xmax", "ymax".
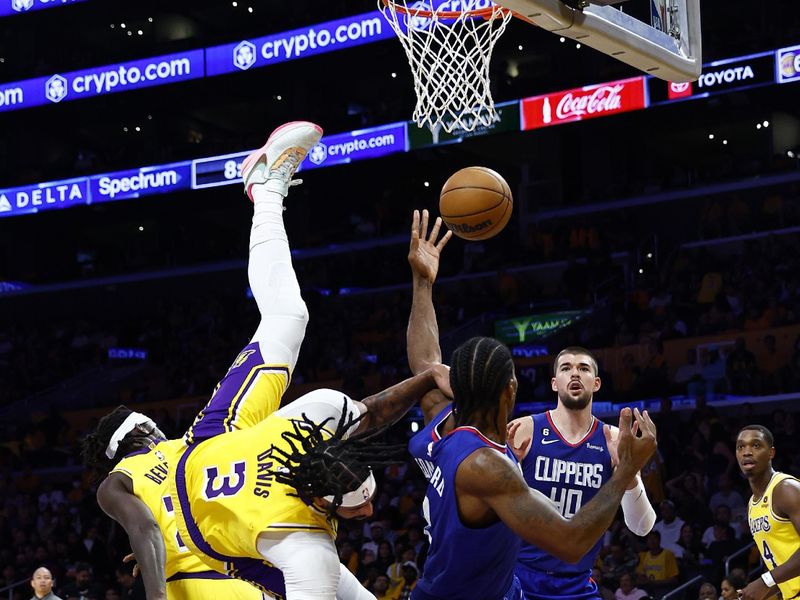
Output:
[
  {"xmin": 457, "ymin": 408, "xmax": 657, "ymax": 563},
  {"xmin": 353, "ymin": 365, "xmax": 453, "ymax": 436}
]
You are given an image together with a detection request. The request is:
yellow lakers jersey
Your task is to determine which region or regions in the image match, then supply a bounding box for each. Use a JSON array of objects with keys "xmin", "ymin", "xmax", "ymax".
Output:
[
  {"xmin": 748, "ymin": 472, "xmax": 800, "ymax": 600},
  {"xmin": 171, "ymin": 414, "xmax": 337, "ymax": 575},
  {"xmin": 111, "ymin": 439, "xmax": 207, "ymax": 578}
]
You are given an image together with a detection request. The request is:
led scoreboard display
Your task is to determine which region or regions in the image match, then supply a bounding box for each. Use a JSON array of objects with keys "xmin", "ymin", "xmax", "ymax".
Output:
[{"xmin": 192, "ymin": 152, "xmax": 250, "ymax": 190}]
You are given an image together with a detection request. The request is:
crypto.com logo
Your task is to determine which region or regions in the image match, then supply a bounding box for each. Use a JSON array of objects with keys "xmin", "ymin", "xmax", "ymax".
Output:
[
  {"xmin": 308, "ymin": 143, "xmax": 328, "ymax": 165},
  {"xmin": 45, "ymin": 74, "xmax": 68, "ymax": 103},
  {"xmin": 12, "ymin": 0, "xmax": 35, "ymax": 12},
  {"xmin": 233, "ymin": 41, "xmax": 256, "ymax": 70}
]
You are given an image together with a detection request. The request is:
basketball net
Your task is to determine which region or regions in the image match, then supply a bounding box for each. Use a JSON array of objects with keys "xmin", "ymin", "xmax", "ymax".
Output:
[{"xmin": 379, "ymin": 0, "xmax": 512, "ymax": 137}]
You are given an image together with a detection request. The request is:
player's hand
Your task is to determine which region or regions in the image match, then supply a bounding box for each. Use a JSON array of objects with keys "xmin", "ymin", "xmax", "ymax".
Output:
[
  {"xmin": 430, "ymin": 364, "xmax": 453, "ymax": 398},
  {"xmin": 614, "ymin": 408, "xmax": 656, "ymax": 483},
  {"xmin": 739, "ymin": 576, "xmax": 771, "ymax": 600},
  {"xmin": 507, "ymin": 417, "xmax": 533, "ymax": 461},
  {"xmin": 123, "ymin": 552, "xmax": 140, "ymax": 578},
  {"xmin": 409, "ymin": 209, "xmax": 452, "ymax": 283}
]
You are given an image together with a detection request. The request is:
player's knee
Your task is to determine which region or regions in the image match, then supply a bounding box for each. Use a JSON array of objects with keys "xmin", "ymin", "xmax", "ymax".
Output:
[{"xmin": 283, "ymin": 544, "xmax": 340, "ymax": 596}]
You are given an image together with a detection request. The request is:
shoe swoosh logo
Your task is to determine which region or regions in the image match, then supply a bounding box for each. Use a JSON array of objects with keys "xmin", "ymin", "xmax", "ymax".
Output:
[{"xmin": 542, "ymin": 439, "xmax": 559, "ymax": 445}]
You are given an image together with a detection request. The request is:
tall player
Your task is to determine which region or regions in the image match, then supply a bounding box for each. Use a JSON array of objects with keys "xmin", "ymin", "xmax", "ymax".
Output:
[
  {"xmin": 736, "ymin": 425, "xmax": 800, "ymax": 600},
  {"xmin": 506, "ymin": 347, "xmax": 656, "ymax": 600},
  {"xmin": 404, "ymin": 211, "xmax": 658, "ymax": 600},
  {"xmin": 82, "ymin": 121, "xmax": 325, "ymax": 600}
]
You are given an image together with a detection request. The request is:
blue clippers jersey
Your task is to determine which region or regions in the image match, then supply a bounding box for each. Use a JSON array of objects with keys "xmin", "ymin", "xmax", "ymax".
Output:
[
  {"xmin": 517, "ymin": 411, "xmax": 612, "ymax": 574},
  {"xmin": 408, "ymin": 403, "xmax": 452, "ymax": 476},
  {"xmin": 412, "ymin": 425, "xmax": 521, "ymax": 600}
]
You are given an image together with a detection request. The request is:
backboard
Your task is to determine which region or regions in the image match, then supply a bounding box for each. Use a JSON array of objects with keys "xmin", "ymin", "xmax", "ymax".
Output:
[{"xmin": 494, "ymin": 0, "xmax": 702, "ymax": 82}]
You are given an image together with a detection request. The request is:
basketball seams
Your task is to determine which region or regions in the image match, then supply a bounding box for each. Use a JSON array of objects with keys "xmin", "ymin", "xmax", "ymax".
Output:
[
  {"xmin": 472, "ymin": 167, "xmax": 512, "ymax": 198},
  {"xmin": 439, "ymin": 191, "xmax": 507, "ymax": 218},
  {"xmin": 470, "ymin": 198, "xmax": 512, "ymax": 240}
]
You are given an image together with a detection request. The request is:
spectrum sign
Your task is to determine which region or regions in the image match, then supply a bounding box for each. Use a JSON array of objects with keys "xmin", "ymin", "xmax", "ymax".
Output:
[{"xmin": 521, "ymin": 76, "xmax": 646, "ymax": 130}]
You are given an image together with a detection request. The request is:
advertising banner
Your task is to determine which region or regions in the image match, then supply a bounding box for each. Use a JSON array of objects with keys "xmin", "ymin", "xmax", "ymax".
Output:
[
  {"xmin": 0, "ymin": 50, "xmax": 205, "ymax": 113},
  {"xmin": 648, "ymin": 52, "xmax": 776, "ymax": 104},
  {"xmin": 777, "ymin": 44, "xmax": 800, "ymax": 84},
  {"xmin": 206, "ymin": 12, "xmax": 393, "ymax": 76},
  {"xmin": 407, "ymin": 100, "xmax": 520, "ymax": 149},
  {"xmin": 521, "ymin": 77, "xmax": 646, "ymax": 131},
  {"xmin": 0, "ymin": 0, "xmax": 85, "ymax": 17},
  {"xmin": 89, "ymin": 162, "xmax": 193, "ymax": 203},
  {"xmin": 494, "ymin": 310, "xmax": 588, "ymax": 346}
]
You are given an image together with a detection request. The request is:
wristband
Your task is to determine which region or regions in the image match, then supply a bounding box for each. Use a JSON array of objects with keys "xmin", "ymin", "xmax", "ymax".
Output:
[{"xmin": 762, "ymin": 571, "xmax": 776, "ymax": 588}]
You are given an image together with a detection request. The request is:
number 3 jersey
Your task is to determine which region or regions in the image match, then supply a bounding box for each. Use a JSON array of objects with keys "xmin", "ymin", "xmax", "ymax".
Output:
[
  {"xmin": 169, "ymin": 413, "xmax": 336, "ymax": 595},
  {"xmin": 748, "ymin": 472, "xmax": 800, "ymax": 600},
  {"xmin": 517, "ymin": 411, "xmax": 612, "ymax": 577}
]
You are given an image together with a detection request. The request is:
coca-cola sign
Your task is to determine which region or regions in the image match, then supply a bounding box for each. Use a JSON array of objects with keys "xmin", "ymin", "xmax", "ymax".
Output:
[{"xmin": 521, "ymin": 76, "xmax": 646, "ymax": 131}]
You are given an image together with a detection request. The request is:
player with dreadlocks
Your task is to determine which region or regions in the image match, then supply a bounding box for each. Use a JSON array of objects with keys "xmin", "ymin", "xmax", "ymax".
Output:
[
  {"xmin": 403, "ymin": 209, "xmax": 659, "ymax": 600},
  {"xmin": 169, "ymin": 368, "xmax": 452, "ymax": 600},
  {"xmin": 82, "ymin": 121, "xmax": 325, "ymax": 600}
]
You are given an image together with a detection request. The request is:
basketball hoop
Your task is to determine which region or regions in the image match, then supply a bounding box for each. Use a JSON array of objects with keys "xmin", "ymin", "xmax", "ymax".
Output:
[{"xmin": 379, "ymin": 0, "xmax": 513, "ymax": 135}]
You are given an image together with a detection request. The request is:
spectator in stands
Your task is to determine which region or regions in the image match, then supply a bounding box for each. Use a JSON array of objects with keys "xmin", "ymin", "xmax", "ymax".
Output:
[
  {"xmin": 708, "ymin": 474, "xmax": 745, "ymax": 514},
  {"xmin": 615, "ymin": 572, "xmax": 649, "ymax": 600},
  {"xmin": 674, "ymin": 348, "xmax": 703, "ymax": 397},
  {"xmin": 727, "ymin": 338, "xmax": 760, "ymax": 395},
  {"xmin": 697, "ymin": 582, "xmax": 717, "ymax": 600},
  {"xmin": 675, "ymin": 523, "xmax": 703, "ymax": 578},
  {"xmin": 593, "ymin": 567, "xmax": 615, "ymax": 600},
  {"xmin": 720, "ymin": 574, "xmax": 746, "ymax": 600},
  {"xmin": 701, "ymin": 505, "xmax": 742, "ymax": 547},
  {"xmin": 636, "ymin": 531, "xmax": 680, "ymax": 599},
  {"xmin": 603, "ymin": 542, "xmax": 640, "ymax": 587},
  {"xmin": 60, "ymin": 563, "xmax": 103, "ymax": 600},
  {"xmin": 653, "ymin": 500, "xmax": 684, "ymax": 557},
  {"xmin": 395, "ymin": 561, "xmax": 419, "ymax": 600},
  {"xmin": 372, "ymin": 574, "xmax": 393, "ymax": 600},
  {"xmin": 114, "ymin": 567, "xmax": 144, "ymax": 600},
  {"xmin": 30, "ymin": 566, "xmax": 61, "ymax": 600}
]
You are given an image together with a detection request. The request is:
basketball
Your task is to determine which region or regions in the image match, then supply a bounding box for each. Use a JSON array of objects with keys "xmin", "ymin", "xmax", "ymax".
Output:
[{"xmin": 439, "ymin": 166, "xmax": 513, "ymax": 241}]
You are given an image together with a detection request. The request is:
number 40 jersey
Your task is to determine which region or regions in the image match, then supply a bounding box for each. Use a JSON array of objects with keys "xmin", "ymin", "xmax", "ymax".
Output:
[{"xmin": 517, "ymin": 411, "xmax": 612, "ymax": 580}]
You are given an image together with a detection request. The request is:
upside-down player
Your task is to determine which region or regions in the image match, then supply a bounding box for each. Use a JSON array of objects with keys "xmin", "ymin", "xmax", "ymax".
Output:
[
  {"xmin": 82, "ymin": 121, "xmax": 325, "ymax": 600},
  {"xmin": 736, "ymin": 425, "xmax": 800, "ymax": 600}
]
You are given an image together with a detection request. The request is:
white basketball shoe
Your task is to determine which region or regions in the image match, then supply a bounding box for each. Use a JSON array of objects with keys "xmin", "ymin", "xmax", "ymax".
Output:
[{"xmin": 242, "ymin": 121, "xmax": 323, "ymax": 201}]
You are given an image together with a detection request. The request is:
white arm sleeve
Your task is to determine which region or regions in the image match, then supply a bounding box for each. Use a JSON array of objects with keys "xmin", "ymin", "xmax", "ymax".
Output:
[
  {"xmin": 621, "ymin": 474, "xmax": 656, "ymax": 536},
  {"xmin": 275, "ymin": 389, "xmax": 364, "ymax": 438},
  {"xmin": 337, "ymin": 563, "xmax": 377, "ymax": 600}
]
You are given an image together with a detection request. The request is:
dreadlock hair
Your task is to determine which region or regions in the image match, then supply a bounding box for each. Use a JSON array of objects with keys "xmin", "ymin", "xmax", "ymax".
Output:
[
  {"xmin": 81, "ymin": 405, "xmax": 137, "ymax": 476},
  {"xmin": 553, "ymin": 346, "xmax": 598, "ymax": 376},
  {"xmin": 270, "ymin": 399, "xmax": 406, "ymax": 513},
  {"xmin": 449, "ymin": 337, "xmax": 514, "ymax": 428},
  {"xmin": 738, "ymin": 424, "xmax": 774, "ymax": 447}
]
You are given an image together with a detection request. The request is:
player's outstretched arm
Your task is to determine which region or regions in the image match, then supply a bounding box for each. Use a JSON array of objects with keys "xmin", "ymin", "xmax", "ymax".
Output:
[
  {"xmin": 355, "ymin": 364, "xmax": 453, "ymax": 435},
  {"xmin": 460, "ymin": 408, "xmax": 656, "ymax": 563},
  {"xmin": 97, "ymin": 473, "xmax": 167, "ymax": 600},
  {"xmin": 740, "ymin": 478, "xmax": 800, "ymax": 600},
  {"xmin": 407, "ymin": 209, "xmax": 452, "ymax": 423}
]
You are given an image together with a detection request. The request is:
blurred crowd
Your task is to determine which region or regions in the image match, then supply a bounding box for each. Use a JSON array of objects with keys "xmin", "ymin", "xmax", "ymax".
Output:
[{"xmin": 1, "ymin": 394, "xmax": 797, "ymax": 599}]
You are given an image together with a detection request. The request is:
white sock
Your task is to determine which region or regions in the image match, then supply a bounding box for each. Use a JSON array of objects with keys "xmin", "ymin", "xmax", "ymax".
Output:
[{"xmin": 250, "ymin": 184, "xmax": 288, "ymax": 250}]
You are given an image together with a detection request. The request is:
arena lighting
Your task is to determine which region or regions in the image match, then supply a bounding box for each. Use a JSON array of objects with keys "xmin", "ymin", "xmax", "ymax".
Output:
[
  {"xmin": 424, "ymin": 181, "xmax": 430, "ymax": 187},
  {"xmin": 757, "ymin": 124, "xmax": 762, "ymax": 129},
  {"xmin": 789, "ymin": 151, "xmax": 796, "ymax": 158},
  {"xmin": 559, "ymin": 37, "xmax": 565, "ymax": 42},
  {"xmin": 137, "ymin": 30, "xmax": 143, "ymax": 36},
  {"xmin": 120, "ymin": 23, "xmax": 126, "ymax": 28},
  {"xmin": 638, "ymin": 268, "xmax": 644, "ymax": 274},
  {"xmin": 646, "ymin": 253, "xmax": 653, "ymax": 259},
  {"xmin": 723, "ymin": 140, "xmax": 728, "ymax": 145},
  {"xmin": 135, "ymin": 126, "xmax": 141, "ymax": 132},
  {"xmin": 763, "ymin": 120, "xmax": 770, "ymax": 127},
  {"xmin": 138, "ymin": 226, "xmax": 144, "ymax": 232},
  {"xmin": 410, "ymin": 422, "xmax": 420, "ymax": 433},
  {"xmin": 708, "ymin": 134, "xmax": 715, "ymax": 139},
  {"xmin": 391, "ymin": 72, "xmax": 397, "ymax": 78},
  {"xmin": 518, "ymin": 45, "xmax": 524, "ymax": 51},
  {"xmin": 248, "ymin": 6, "xmax": 253, "ymax": 13}
]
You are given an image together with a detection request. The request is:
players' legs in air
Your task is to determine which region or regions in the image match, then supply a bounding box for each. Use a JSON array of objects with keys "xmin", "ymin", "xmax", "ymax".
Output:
[
  {"xmin": 245, "ymin": 121, "xmax": 323, "ymax": 372},
  {"xmin": 256, "ymin": 531, "xmax": 373, "ymax": 600},
  {"xmin": 185, "ymin": 122, "xmax": 323, "ymax": 443}
]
